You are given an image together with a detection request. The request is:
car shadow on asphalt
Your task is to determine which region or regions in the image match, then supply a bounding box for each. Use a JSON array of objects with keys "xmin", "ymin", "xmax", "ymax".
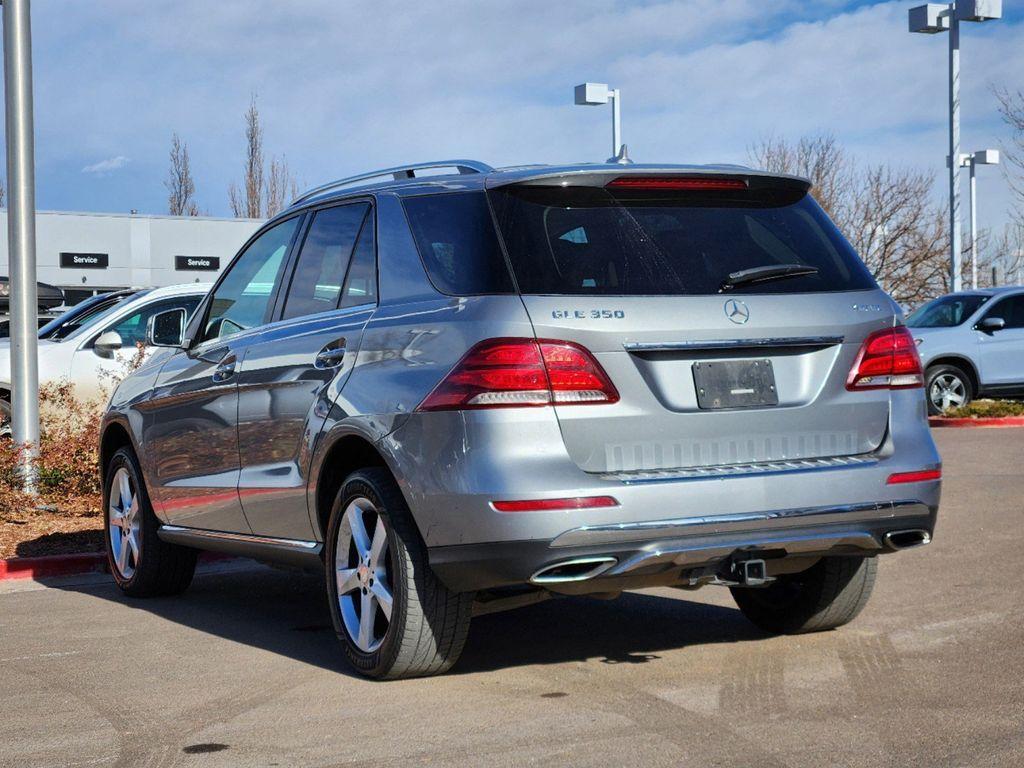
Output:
[{"xmin": 55, "ymin": 561, "xmax": 766, "ymax": 678}]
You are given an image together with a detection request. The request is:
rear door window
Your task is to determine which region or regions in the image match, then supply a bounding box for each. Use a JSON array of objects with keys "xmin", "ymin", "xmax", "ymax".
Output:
[
  {"xmin": 402, "ymin": 192, "xmax": 514, "ymax": 295},
  {"xmin": 488, "ymin": 183, "xmax": 876, "ymax": 295},
  {"xmin": 282, "ymin": 203, "xmax": 370, "ymax": 320}
]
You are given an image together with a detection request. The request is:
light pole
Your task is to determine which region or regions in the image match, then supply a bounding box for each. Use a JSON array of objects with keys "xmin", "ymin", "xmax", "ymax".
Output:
[
  {"xmin": 958, "ymin": 149, "xmax": 1000, "ymax": 288},
  {"xmin": 574, "ymin": 82, "xmax": 626, "ymax": 163},
  {"xmin": 2, "ymin": 0, "xmax": 40, "ymax": 492},
  {"xmin": 909, "ymin": 1, "xmax": 1002, "ymax": 292}
]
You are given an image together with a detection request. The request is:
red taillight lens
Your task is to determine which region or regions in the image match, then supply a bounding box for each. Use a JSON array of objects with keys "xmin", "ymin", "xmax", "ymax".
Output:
[
  {"xmin": 607, "ymin": 176, "xmax": 748, "ymax": 191},
  {"xmin": 492, "ymin": 496, "xmax": 619, "ymax": 512},
  {"xmin": 846, "ymin": 327, "xmax": 924, "ymax": 390},
  {"xmin": 417, "ymin": 338, "xmax": 619, "ymax": 411},
  {"xmin": 887, "ymin": 469, "xmax": 942, "ymax": 484}
]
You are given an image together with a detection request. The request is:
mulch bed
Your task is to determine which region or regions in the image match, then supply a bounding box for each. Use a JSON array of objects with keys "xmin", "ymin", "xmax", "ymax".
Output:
[{"xmin": 0, "ymin": 504, "xmax": 104, "ymax": 559}]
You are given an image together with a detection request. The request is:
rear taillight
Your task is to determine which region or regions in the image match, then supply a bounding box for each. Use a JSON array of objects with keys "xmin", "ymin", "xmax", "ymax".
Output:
[
  {"xmin": 887, "ymin": 469, "xmax": 942, "ymax": 484},
  {"xmin": 416, "ymin": 338, "xmax": 619, "ymax": 411},
  {"xmin": 846, "ymin": 327, "xmax": 924, "ymax": 391},
  {"xmin": 492, "ymin": 496, "xmax": 619, "ymax": 512},
  {"xmin": 607, "ymin": 176, "xmax": 748, "ymax": 191}
]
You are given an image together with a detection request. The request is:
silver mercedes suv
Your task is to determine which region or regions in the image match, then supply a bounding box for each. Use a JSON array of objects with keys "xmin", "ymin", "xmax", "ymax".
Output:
[{"xmin": 99, "ymin": 160, "xmax": 941, "ymax": 679}]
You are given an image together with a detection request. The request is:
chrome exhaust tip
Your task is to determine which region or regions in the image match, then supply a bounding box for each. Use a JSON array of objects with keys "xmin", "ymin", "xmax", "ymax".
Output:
[
  {"xmin": 530, "ymin": 557, "xmax": 617, "ymax": 584},
  {"xmin": 884, "ymin": 529, "xmax": 932, "ymax": 550}
]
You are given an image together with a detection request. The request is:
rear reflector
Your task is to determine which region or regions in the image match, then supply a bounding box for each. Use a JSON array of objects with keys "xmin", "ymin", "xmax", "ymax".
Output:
[
  {"xmin": 846, "ymin": 326, "xmax": 924, "ymax": 390},
  {"xmin": 607, "ymin": 176, "xmax": 748, "ymax": 191},
  {"xmin": 887, "ymin": 469, "xmax": 942, "ymax": 484},
  {"xmin": 416, "ymin": 337, "xmax": 619, "ymax": 411},
  {"xmin": 492, "ymin": 496, "xmax": 619, "ymax": 512}
]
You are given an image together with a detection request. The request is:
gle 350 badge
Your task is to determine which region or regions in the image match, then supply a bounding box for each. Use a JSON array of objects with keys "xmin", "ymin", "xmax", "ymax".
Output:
[{"xmin": 551, "ymin": 309, "xmax": 626, "ymax": 320}]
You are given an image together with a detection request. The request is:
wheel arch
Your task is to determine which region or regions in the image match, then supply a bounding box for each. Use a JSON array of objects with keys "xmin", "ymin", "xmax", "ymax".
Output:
[
  {"xmin": 925, "ymin": 355, "xmax": 980, "ymax": 394},
  {"xmin": 99, "ymin": 418, "xmax": 137, "ymax": 487},
  {"xmin": 311, "ymin": 432, "xmax": 395, "ymax": 541}
]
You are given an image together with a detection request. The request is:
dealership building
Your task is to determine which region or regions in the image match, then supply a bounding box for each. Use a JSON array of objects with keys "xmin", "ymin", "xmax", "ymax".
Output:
[{"xmin": 0, "ymin": 210, "xmax": 263, "ymax": 306}]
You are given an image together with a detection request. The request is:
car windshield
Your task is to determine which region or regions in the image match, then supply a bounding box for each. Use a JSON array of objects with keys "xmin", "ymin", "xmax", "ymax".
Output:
[
  {"xmin": 39, "ymin": 291, "xmax": 145, "ymax": 341},
  {"xmin": 906, "ymin": 294, "xmax": 989, "ymax": 328}
]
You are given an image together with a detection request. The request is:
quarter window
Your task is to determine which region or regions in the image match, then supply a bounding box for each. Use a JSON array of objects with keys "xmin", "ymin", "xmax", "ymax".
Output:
[
  {"xmin": 282, "ymin": 204, "xmax": 369, "ymax": 321},
  {"xmin": 341, "ymin": 213, "xmax": 377, "ymax": 308},
  {"xmin": 202, "ymin": 217, "xmax": 299, "ymax": 342}
]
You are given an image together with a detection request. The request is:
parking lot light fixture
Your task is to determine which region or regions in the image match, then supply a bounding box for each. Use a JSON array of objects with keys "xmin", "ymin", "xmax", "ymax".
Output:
[
  {"xmin": 574, "ymin": 82, "xmax": 623, "ymax": 162},
  {"xmin": 908, "ymin": 1, "xmax": 1002, "ymax": 292},
  {"xmin": 960, "ymin": 149, "xmax": 1000, "ymax": 289}
]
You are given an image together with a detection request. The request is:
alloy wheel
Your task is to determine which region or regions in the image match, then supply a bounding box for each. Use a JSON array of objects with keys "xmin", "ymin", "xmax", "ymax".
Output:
[
  {"xmin": 108, "ymin": 467, "xmax": 141, "ymax": 579},
  {"xmin": 929, "ymin": 373, "xmax": 966, "ymax": 413},
  {"xmin": 334, "ymin": 496, "xmax": 394, "ymax": 654}
]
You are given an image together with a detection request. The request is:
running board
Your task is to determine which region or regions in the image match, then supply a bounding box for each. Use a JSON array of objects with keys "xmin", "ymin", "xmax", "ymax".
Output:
[{"xmin": 158, "ymin": 525, "xmax": 323, "ymax": 569}]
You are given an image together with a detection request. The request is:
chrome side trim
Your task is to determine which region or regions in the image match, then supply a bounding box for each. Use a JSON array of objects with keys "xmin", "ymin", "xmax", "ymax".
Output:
[
  {"xmin": 623, "ymin": 336, "xmax": 844, "ymax": 353},
  {"xmin": 551, "ymin": 500, "xmax": 928, "ymax": 548},
  {"xmin": 601, "ymin": 454, "xmax": 877, "ymax": 484},
  {"xmin": 158, "ymin": 525, "xmax": 319, "ymax": 550}
]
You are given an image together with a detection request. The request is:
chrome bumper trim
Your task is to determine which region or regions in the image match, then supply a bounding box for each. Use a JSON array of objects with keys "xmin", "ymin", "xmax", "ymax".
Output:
[
  {"xmin": 600, "ymin": 454, "xmax": 878, "ymax": 484},
  {"xmin": 551, "ymin": 500, "xmax": 928, "ymax": 548}
]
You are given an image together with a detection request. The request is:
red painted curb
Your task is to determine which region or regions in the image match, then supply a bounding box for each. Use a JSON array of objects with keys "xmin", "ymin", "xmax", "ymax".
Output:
[
  {"xmin": 0, "ymin": 550, "xmax": 235, "ymax": 581},
  {"xmin": 929, "ymin": 416, "xmax": 1024, "ymax": 428}
]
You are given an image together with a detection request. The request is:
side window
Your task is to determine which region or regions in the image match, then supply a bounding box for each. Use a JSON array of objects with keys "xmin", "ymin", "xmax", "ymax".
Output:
[
  {"xmin": 402, "ymin": 192, "xmax": 515, "ymax": 295},
  {"xmin": 340, "ymin": 212, "xmax": 377, "ymax": 308},
  {"xmin": 203, "ymin": 217, "xmax": 299, "ymax": 342},
  {"xmin": 282, "ymin": 204, "xmax": 369, "ymax": 321},
  {"xmin": 99, "ymin": 296, "xmax": 202, "ymax": 348},
  {"xmin": 987, "ymin": 295, "xmax": 1024, "ymax": 329}
]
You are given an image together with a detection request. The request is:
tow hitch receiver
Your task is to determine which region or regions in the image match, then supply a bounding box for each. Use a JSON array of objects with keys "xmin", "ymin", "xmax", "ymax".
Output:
[{"xmin": 735, "ymin": 559, "xmax": 768, "ymax": 586}]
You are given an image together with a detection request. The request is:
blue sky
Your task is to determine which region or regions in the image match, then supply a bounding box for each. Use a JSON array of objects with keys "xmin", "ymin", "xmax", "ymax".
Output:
[{"xmin": 19, "ymin": 0, "xmax": 1024, "ymax": 237}]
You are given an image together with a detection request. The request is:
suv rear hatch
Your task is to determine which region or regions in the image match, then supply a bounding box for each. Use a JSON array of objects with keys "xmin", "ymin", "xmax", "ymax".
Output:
[{"xmin": 487, "ymin": 170, "xmax": 899, "ymax": 474}]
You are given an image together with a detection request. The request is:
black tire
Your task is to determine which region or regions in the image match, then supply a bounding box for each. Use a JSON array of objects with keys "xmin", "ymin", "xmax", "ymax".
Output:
[
  {"xmin": 103, "ymin": 446, "xmax": 197, "ymax": 597},
  {"xmin": 0, "ymin": 398, "xmax": 10, "ymax": 439},
  {"xmin": 730, "ymin": 556, "xmax": 877, "ymax": 634},
  {"xmin": 925, "ymin": 363, "xmax": 973, "ymax": 416},
  {"xmin": 325, "ymin": 467, "xmax": 473, "ymax": 680}
]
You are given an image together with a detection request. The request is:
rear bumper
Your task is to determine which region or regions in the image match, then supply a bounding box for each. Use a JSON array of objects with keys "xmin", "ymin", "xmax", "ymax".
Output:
[{"xmin": 429, "ymin": 499, "xmax": 936, "ymax": 592}]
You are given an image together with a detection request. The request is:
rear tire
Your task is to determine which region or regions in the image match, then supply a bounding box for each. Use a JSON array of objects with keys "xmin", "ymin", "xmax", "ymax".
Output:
[
  {"xmin": 103, "ymin": 446, "xmax": 197, "ymax": 597},
  {"xmin": 325, "ymin": 467, "xmax": 473, "ymax": 679},
  {"xmin": 925, "ymin": 363, "xmax": 972, "ymax": 415},
  {"xmin": 730, "ymin": 556, "xmax": 877, "ymax": 634}
]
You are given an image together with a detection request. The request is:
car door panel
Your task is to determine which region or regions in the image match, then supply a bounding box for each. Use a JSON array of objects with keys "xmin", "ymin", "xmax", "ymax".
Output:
[{"xmin": 976, "ymin": 295, "xmax": 1024, "ymax": 386}]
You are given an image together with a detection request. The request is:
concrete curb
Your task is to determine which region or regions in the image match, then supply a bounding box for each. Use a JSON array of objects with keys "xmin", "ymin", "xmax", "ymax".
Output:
[
  {"xmin": 0, "ymin": 551, "xmax": 232, "ymax": 581},
  {"xmin": 929, "ymin": 416, "xmax": 1024, "ymax": 428}
]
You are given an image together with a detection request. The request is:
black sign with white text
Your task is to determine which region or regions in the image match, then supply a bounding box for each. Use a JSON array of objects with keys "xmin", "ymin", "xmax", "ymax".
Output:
[
  {"xmin": 60, "ymin": 252, "xmax": 108, "ymax": 269},
  {"xmin": 175, "ymin": 255, "xmax": 221, "ymax": 271}
]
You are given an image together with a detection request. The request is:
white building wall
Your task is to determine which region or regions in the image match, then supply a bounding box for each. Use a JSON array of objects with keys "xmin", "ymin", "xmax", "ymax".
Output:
[{"xmin": 0, "ymin": 210, "xmax": 263, "ymax": 295}]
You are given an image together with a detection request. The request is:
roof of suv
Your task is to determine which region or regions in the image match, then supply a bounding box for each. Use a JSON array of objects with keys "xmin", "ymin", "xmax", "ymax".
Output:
[{"xmin": 289, "ymin": 160, "xmax": 811, "ymax": 212}]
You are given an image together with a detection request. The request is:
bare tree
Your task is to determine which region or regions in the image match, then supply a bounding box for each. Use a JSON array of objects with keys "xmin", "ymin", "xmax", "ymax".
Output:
[
  {"xmin": 165, "ymin": 133, "xmax": 198, "ymax": 216},
  {"xmin": 229, "ymin": 94, "xmax": 296, "ymax": 218},
  {"xmin": 749, "ymin": 133, "xmax": 849, "ymax": 223},
  {"xmin": 996, "ymin": 87, "xmax": 1024, "ymax": 225}
]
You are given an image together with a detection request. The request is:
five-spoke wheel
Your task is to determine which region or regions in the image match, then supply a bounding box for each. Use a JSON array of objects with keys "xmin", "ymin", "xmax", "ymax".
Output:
[
  {"xmin": 108, "ymin": 467, "xmax": 141, "ymax": 579},
  {"xmin": 335, "ymin": 496, "xmax": 394, "ymax": 653},
  {"xmin": 925, "ymin": 364, "xmax": 972, "ymax": 415}
]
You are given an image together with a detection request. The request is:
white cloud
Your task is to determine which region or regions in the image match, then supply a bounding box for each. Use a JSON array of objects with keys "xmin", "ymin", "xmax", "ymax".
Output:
[{"xmin": 80, "ymin": 155, "xmax": 130, "ymax": 175}]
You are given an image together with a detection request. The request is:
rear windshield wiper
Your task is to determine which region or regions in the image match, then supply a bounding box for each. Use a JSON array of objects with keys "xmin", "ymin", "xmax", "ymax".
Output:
[{"xmin": 719, "ymin": 264, "xmax": 819, "ymax": 292}]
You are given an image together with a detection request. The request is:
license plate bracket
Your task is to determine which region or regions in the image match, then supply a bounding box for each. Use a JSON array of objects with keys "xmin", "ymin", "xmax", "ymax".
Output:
[{"xmin": 692, "ymin": 359, "xmax": 779, "ymax": 410}]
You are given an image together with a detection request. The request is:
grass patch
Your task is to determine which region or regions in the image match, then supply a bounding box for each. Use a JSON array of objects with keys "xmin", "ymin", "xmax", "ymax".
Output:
[{"xmin": 944, "ymin": 399, "xmax": 1024, "ymax": 418}]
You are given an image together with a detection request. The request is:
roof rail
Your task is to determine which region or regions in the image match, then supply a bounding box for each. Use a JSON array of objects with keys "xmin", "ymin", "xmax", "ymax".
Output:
[{"xmin": 291, "ymin": 159, "xmax": 494, "ymax": 206}]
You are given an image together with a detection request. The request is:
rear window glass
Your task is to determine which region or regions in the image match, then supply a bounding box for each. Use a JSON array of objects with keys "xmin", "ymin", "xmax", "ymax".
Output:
[
  {"xmin": 487, "ymin": 184, "xmax": 876, "ymax": 295},
  {"xmin": 402, "ymin": 192, "xmax": 514, "ymax": 295}
]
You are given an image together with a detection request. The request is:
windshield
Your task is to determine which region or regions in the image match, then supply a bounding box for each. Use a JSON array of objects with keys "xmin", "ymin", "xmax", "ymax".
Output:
[
  {"xmin": 906, "ymin": 294, "xmax": 989, "ymax": 328},
  {"xmin": 487, "ymin": 183, "xmax": 876, "ymax": 295},
  {"xmin": 39, "ymin": 291, "xmax": 144, "ymax": 341}
]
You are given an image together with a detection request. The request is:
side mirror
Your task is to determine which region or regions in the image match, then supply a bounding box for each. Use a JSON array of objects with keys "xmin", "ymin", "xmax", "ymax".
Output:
[
  {"xmin": 978, "ymin": 316, "xmax": 1005, "ymax": 333},
  {"xmin": 147, "ymin": 308, "xmax": 187, "ymax": 348},
  {"xmin": 93, "ymin": 330, "xmax": 123, "ymax": 358}
]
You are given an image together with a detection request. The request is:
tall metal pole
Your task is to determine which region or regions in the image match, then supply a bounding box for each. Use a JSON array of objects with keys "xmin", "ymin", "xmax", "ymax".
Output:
[
  {"xmin": 610, "ymin": 88, "xmax": 621, "ymax": 158},
  {"xmin": 947, "ymin": 3, "xmax": 962, "ymax": 292},
  {"xmin": 968, "ymin": 156, "xmax": 978, "ymax": 289},
  {"xmin": 3, "ymin": 0, "xmax": 39, "ymax": 493}
]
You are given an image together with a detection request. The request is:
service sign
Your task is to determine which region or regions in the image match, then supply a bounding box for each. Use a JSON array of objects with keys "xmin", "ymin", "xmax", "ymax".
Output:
[
  {"xmin": 175, "ymin": 255, "xmax": 220, "ymax": 271},
  {"xmin": 60, "ymin": 252, "xmax": 108, "ymax": 269}
]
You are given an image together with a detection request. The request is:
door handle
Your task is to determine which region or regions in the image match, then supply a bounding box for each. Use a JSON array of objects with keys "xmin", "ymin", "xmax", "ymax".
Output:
[
  {"xmin": 314, "ymin": 342, "xmax": 347, "ymax": 369},
  {"xmin": 213, "ymin": 355, "xmax": 236, "ymax": 382}
]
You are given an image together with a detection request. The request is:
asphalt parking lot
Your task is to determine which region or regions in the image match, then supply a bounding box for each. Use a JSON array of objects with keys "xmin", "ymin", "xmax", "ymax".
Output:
[{"xmin": 1, "ymin": 428, "xmax": 1022, "ymax": 768}]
